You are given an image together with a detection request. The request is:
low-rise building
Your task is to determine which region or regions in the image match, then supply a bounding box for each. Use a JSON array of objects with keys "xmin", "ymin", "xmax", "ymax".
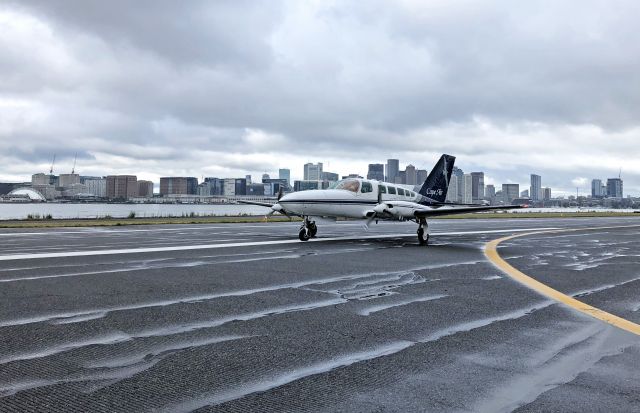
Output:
[
  {"xmin": 294, "ymin": 180, "xmax": 321, "ymax": 191},
  {"xmin": 137, "ymin": 180, "xmax": 154, "ymax": 197},
  {"xmin": 159, "ymin": 177, "xmax": 198, "ymax": 196},
  {"xmin": 31, "ymin": 173, "xmax": 50, "ymax": 186},
  {"xmin": 247, "ymin": 183, "xmax": 265, "ymax": 196},
  {"xmin": 58, "ymin": 173, "xmax": 80, "ymax": 188},
  {"xmin": 84, "ymin": 178, "xmax": 107, "ymax": 198},
  {"xmin": 62, "ymin": 183, "xmax": 88, "ymax": 198},
  {"xmin": 31, "ymin": 184, "xmax": 60, "ymax": 200},
  {"xmin": 106, "ymin": 175, "xmax": 137, "ymax": 200}
]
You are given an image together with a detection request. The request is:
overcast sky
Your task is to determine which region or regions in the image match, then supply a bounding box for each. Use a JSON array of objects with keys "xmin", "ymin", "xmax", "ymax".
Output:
[{"xmin": 1, "ymin": 0, "xmax": 639, "ymax": 195}]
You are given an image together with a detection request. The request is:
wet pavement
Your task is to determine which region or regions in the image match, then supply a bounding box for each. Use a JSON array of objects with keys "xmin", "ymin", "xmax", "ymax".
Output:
[{"xmin": 0, "ymin": 217, "xmax": 639, "ymax": 412}]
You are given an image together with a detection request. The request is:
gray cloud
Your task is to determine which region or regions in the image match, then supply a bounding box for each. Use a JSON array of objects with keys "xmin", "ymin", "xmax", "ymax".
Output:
[{"xmin": 0, "ymin": 0, "xmax": 639, "ymax": 194}]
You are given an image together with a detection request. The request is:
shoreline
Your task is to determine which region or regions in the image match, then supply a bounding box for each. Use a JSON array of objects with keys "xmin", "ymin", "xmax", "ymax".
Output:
[{"xmin": 0, "ymin": 211, "xmax": 637, "ymax": 228}]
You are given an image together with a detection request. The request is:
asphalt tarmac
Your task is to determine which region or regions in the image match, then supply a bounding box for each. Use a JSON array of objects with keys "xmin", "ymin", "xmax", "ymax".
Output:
[{"xmin": 0, "ymin": 216, "xmax": 639, "ymax": 412}]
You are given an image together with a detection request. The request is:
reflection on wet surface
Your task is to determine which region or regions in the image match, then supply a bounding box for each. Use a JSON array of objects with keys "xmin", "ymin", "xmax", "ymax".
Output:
[{"xmin": 0, "ymin": 218, "xmax": 639, "ymax": 412}]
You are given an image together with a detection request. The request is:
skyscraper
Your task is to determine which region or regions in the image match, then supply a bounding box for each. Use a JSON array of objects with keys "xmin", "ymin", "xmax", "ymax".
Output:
[
  {"xmin": 463, "ymin": 174, "xmax": 473, "ymax": 204},
  {"xmin": 543, "ymin": 187, "xmax": 552, "ymax": 200},
  {"xmin": 485, "ymin": 184, "xmax": 496, "ymax": 199},
  {"xmin": 530, "ymin": 174, "xmax": 542, "ymax": 201},
  {"xmin": 303, "ymin": 163, "xmax": 323, "ymax": 181},
  {"xmin": 416, "ymin": 169, "xmax": 428, "ymax": 184},
  {"xmin": 405, "ymin": 164, "xmax": 417, "ymax": 186},
  {"xmin": 452, "ymin": 167, "xmax": 464, "ymax": 202},
  {"xmin": 446, "ymin": 177, "xmax": 458, "ymax": 203},
  {"xmin": 502, "ymin": 184, "xmax": 520, "ymax": 204},
  {"xmin": 386, "ymin": 159, "xmax": 399, "ymax": 183},
  {"xmin": 367, "ymin": 164, "xmax": 384, "ymax": 181},
  {"xmin": 606, "ymin": 178, "xmax": 623, "ymax": 198},
  {"xmin": 321, "ymin": 171, "xmax": 339, "ymax": 181},
  {"xmin": 471, "ymin": 172, "xmax": 484, "ymax": 201},
  {"xmin": 591, "ymin": 179, "xmax": 603, "ymax": 198},
  {"xmin": 279, "ymin": 168, "xmax": 290, "ymax": 186}
]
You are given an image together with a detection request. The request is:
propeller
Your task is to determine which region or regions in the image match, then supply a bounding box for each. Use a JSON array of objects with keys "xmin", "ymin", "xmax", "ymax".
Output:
[
  {"xmin": 266, "ymin": 187, "xmax": 290, "ymax": 219},
  {"xmin": 364, "ymin": 187, "xmax": 392, "ymax": 229}
]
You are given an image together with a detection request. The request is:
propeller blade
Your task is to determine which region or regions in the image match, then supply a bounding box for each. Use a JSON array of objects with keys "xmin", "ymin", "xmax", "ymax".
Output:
[
  {"xmin": 269, "ymin": 203, "xmax": 293, "ymax": 219},
  {"xmin": 277, "ymin": 187, "xmax": 284, "ymax": 201},
  {"xmin": 363, "ymin": 215, "xmax": 375, "ymax": 230}
]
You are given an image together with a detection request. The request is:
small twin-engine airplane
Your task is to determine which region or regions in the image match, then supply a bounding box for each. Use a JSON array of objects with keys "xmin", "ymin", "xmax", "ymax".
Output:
[{"xmin": 240, "ymin": 154, "xmax": 521, "ymax": 245}]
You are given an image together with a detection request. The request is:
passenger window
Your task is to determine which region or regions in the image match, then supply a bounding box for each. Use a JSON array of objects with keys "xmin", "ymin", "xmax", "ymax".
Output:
[
  {"xmin": 397, "ymin": 188, "xmax": 405, "ymax": 196},
  {"xmin": 409, "ymin": 192, "xmax": 415, "ymax": 197},
  {"xmin": 378, "ymin": 185, "xmax": 386, "ymax": 194},
  {"xmin": 387, "ymin": 186, "xmax": 396, "ymax": 195},
  {"xmin": 361, "ymin": 182, "xmax": 373, "ymax": 193}
]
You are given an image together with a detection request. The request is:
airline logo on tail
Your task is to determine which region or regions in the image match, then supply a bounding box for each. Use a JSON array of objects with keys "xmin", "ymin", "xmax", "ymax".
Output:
[{"xmin": 418, "ymin": 154, "xmax": 456, "ymax": 204}]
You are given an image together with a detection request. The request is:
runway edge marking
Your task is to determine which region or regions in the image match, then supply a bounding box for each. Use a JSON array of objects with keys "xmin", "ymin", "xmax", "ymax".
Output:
[
  {"xmin": 485, "ymin": 225, "xmax": 640, "ymax": 336},
  {"xmin": 0, "ymin": 227, "xmax": 558, "ymax": 261}
]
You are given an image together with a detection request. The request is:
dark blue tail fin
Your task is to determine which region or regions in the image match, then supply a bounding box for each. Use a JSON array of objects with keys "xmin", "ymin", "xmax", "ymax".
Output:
[{"xmin": 418, "ymin": 154, "xmax": 456, "ymax": 203}]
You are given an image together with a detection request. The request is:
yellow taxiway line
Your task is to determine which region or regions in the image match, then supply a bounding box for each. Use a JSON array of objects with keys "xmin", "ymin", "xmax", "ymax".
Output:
[{"xmin": 485, "ymin": 226, "xmax": 640, "ymax": 336}]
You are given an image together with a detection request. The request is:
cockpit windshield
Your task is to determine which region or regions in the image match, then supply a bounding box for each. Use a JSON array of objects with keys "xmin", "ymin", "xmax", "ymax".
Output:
[{"xmin": 329, "ymin": 179, "xmax": 361, "ymax": 193}]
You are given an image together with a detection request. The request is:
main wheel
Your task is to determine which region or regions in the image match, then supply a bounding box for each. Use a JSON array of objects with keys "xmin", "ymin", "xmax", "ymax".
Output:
[
  {"xmin": 309, "ymin": 222, "xmax": 317, "ymax": 237},
  {"xmin": 299, "ymin": 228, "xmax": 311, "ymax": 241},
  {"xmin": 417, "ymin": 227, "xmax": 427, "ymax": 245}
]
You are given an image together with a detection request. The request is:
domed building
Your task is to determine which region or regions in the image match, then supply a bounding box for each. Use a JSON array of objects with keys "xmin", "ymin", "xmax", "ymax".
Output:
[{"xmin": 7, "ymin": 188, "xmax": 47, "ymax": 202}]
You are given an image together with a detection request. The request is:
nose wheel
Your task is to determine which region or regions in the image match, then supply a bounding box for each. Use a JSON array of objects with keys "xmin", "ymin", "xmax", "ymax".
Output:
[
  {"xmin": 299, "ymin": 218, "xmax": 317, "ymax": 241},
  {"xmin": 417, "ymin": 219, "xmax": 429, "ymax": 246}
]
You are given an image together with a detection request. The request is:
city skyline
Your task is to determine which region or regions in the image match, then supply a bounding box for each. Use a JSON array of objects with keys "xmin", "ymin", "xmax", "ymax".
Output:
[
  {"xmin": 7, "ymin": 157, "xmax": 631, "ymax": 203},
  {"xmin": 1, "ymin": 157, "xmax": 634, "ymax": 199},
  {"xmin": 1, "ymin": 2, "xmax": 639, "ymax": 195}
]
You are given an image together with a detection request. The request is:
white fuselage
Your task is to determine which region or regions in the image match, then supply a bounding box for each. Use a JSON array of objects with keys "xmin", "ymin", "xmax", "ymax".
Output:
[{"xmin": 278, "ymin": 179, "xmax": 432, "ymax": 220}]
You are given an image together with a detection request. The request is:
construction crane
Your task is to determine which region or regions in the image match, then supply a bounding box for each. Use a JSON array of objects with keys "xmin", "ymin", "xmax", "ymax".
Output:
[
  {"xmin": 49, "ymin": 154, "xmax": 56, "ymax": 174},
  {"xmin": 71, "ymin": 153, "xmax": 77, "ymax": 174}
]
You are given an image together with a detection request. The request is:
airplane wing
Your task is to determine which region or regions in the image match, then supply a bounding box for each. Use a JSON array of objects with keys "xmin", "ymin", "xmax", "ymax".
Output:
[
  {"xmin": 236, "ymin": 200, "xmax": 276, "ymax": 208},
  {"xmin": 414, "ymin": 205, "xmax": 523, "ymax": 218}
]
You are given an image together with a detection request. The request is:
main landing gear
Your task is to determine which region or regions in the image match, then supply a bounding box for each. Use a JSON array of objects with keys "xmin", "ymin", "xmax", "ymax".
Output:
[
  {"xmin": 298, "ymin": 217, "xmax": 317, "ymax": 241},
  {"xmin": 417, "ymin": 219, "xmax": 429, "ymax": 246}
]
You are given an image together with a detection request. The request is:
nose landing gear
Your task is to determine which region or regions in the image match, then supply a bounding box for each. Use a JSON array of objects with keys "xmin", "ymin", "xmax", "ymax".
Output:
[
  {"xmin": 299, "ymin": 217, "xmax": 317, "ymax": 241},
  {"xmin": 417, "ymin": 219, "xmax": 429, "ymax": 246}
]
